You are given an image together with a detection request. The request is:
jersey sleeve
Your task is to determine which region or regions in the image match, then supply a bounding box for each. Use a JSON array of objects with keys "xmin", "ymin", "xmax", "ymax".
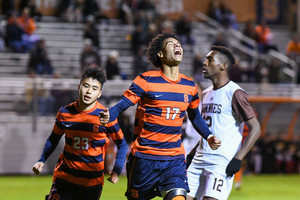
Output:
[
  {"xmin": 106, "ymin": 119, "xmax": 127, "ymax": 175},
  {"xmin": 232, "ymin": 89, "xmax": 256, "ymax": 122},
  {"xmin": 122, "ymin": 74, "xmax": 148, "ymax": 105},
  {"xmin": 188, "ymin": 85, "xmax": 200, "ymax": 109}
]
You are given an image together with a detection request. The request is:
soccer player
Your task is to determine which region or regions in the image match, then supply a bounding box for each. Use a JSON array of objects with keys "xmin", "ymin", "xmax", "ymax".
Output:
[
  {"xmin": 186, "ymin": 46, "xmax": 261, "ymax": 200},
  {"xmin": 32, "ymin": 65, "xmax": 127, "ymax": 200},
  {"xmin": 99, "ymin": 32, "xmax": 221, "ymax": 200}
]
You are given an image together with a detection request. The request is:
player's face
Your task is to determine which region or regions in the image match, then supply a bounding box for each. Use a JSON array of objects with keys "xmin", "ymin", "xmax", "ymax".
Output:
[
  {"xmin": 159, "ymin": 37, "xmax": 183, "ymax": 66},
  {"xmin": 203, "ymin": 50, "xmax": 223, "ymax": 79},
  {"xmin": 78, "ymin": 78, "xmax": 102, "ymax": 110}
]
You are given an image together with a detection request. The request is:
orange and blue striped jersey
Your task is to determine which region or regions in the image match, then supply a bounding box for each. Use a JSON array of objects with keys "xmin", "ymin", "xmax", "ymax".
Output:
[
  {"xmin": 45, "ymin": 101, "xmax": 126, "ymax": 187},
  {"xmin": 122, "ymin": 70, "xmax": 200, "ymax": 160}
]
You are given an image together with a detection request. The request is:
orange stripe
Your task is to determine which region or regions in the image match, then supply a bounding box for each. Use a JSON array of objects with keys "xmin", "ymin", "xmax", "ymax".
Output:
[
  {"xmin": 127, "ymin": 156, "xmax": 137, "ymax": 194},
  {"xmin": 141, "ymin": 129, "xmax": 181, "ymax": 142},
  {"xmin": 143, "ymin": 113, "xmax": 184, "ymax": 127},
  {"xmin": 147, "ymin": 82, "xmax": 196, "ymax": 94},
  {"xmin": 59, "ymin": 112, "xmax": 101, "ymax": 124},
  {"xmin": 64, "ymin": 142, "xmax": 108, "ymax": 157},
  {"xmin": 132, "ymin": 142, "xmax": 184, "ymax": 156},
  {"xmin": 63, "ymin": 158, "xmax": 104, "ymax": 171},
  {"xmin": 54, "ymin": 169, "xmax": 104, "ymax": 187}
]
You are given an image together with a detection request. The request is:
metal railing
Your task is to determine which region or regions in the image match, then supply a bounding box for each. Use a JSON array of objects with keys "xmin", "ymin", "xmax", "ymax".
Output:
[{"xmin": 194, "ymin": 11, "xmax": 298, "ymax": 84}]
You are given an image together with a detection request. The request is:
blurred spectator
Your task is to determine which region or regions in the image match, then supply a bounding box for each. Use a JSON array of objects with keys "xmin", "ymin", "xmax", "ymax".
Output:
[
  {"xmin": 207, "ymin": 0, "xmax": 222, "ymax": 24},
  {"xmin": 119, "ymin": 0, "xmax": 137, "ymax": 25},
  {"xmin": 137, "ymin": 0, "xmax": 156, "ymax": 13},
  {"xmin": 83, "ymin": 0, "xmax": 108, "ymax": 24},
  {"xmin": 242, "ymin": 20, "xmax": 258, "ymax": 63},
  {"xmin": 105, "ymin": 50, "xmax": 121, "ymax": 80},
  {"xmin": 255, "ymin": 20, "xmax": 278, "ymax": 53},
  {"xmin": 268, "ymin": 58, "xmax": 281, "ymax": 83},
  {"xmin": 133, "ymin": 47, "xmax": 148, "ymax": 77},
  {"xmin": 6, "ymin": 12, "xmax": 33, "ymax": 53},
  {"xmin": 131, "ymin": 25, "xmax": 144, "ymax": 55},
  {"xmin": 175, "ymin": 12, "xmax": 194, "ymax": 46},
  {"xmin": 80, "ymin": 38, "xmax": 101, "ymax": 71},
  {"xmin": 18, "ymin": 7, "xmax": 40, "ymax": 43},
  {"xmin": 219, "ymin": 2, "xmax": 238, "ymax": 29},
  {"xmin": 192, "ymin": 50, "xmax": 204, "ymax": 83},
  {"xmin": 19, "ymin": 0, "xmax": 42, "ymax": 21},
  {"xmin": 286, "ymin": 33, "xmax": 300, "ymax": 59},
  {"xmin": 27, "ymin": 39, "xmax": 54, "ymax": 75},
  {"xmin": 212, "ymin": 33, "xmax": 227, "ymax": 47},
  {"xmin": 60, "ymin": 0, "xmax": 83, "ymax": 23},
  {"xmin": 144, "ymin": 23, "xmax": 158, "ymax": 48},
  {"xmin": 1, "ymin": 0, "xmax": 15, "ymax": 19},
  {"xmin": 83, "ymin": 15, "xmax": 99, "ymax": 49}
]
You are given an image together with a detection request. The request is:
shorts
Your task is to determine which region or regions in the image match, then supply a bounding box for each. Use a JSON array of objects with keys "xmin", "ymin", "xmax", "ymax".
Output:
[
  {"xmin": 187, "ymin": 162, "xmax": 233, "ymax": 200},
  {"xmin": 47, "ymin": 178, "xmax": 102, "ymax": 200},
  {"xmin": 125, "ymin": 154, "xmax": 189, "ymax": 200}
]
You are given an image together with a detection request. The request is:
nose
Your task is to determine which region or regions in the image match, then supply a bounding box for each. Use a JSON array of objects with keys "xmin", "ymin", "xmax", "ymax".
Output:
[{"xmin": 175, "ymin": 43, "xmax": 181, "ymax": 48}]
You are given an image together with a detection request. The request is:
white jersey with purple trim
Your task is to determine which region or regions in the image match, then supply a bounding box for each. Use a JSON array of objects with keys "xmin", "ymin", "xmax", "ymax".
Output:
[{"xmin": 193, "ymin": 81, "xmax": 244, "ymax": 165}]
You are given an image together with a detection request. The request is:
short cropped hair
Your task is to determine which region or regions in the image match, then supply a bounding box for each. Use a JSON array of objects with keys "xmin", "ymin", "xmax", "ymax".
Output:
[
  {"xmin": 80, "ymin": 64, "xmax": 106, "ymax": 90},
  {"xmin": 210, "ymin": 46, "xmax": 236, "ymax": 69},
  {"xmin": 146, "ymin": 32, "xmax": 180, "ymax": 68}
]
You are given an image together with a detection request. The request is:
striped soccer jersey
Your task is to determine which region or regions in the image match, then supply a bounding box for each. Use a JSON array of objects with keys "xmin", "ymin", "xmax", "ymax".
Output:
[
  {"xmin": 122, "ymin": 70, "xmax": 200, "ymax": 160},
  {"xmin": 194, "ymin": 81, "xmax": 256, "ymax": 164},
  {"xmin": 51, "ymin": 101, "xmax": 124, "ymax": 187}
]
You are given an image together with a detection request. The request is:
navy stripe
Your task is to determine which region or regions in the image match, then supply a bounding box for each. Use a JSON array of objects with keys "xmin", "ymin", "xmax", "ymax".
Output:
[
  {"xmin": 141, "ymin": 75, "xmax": 168, "ymax": 83},
  {"xmin": 91, "ymin": 139, "xmax": 106, "ymax": 148},
  {"xmin": 143, "ymin": 122, "xmax": 181, "ymax": 134},
  {"xmin": 139, "ymin": 137, "xmax": 182, "ymax": 149},
  {"xmin": 106, "ymin": 123, "xmax": 120, "ymax": 134},
  {"xmin": 89, "ymin": 108, "xmax": 106, "ymax": 116},
  {"xmin": 179, "ymin": 110, "xmax": 186, "ymax": 118},
  {"xmin": 134, "ymin": 151, "xmax": 185, "ymax": 160},
  {"xmin": 59, "ymin": 104, "xmax": 79, "ymax": 114},
  {"xmin": 63, "ymin": 150, "xmax": 104, "ymax": 163},
  {"xmin": 191, "ymin": 93, "xmax": 199, "ymax": 102},
  {"xmin": 146, "ymin": 92, "xmax": 192, "ymax": 102},
  {"xmin": 65, "ymin": 137, "xmax": 72, "ymax": 145},
  {"xmin": 144, "ymin": 106, "xmax": 162, "ymax": 116},
  {"xmin": 58, "ymin": 122, "xmax": 106, "ymax": 132},
  {"xmin": 60, "ymin": 164, "xmax": 103, "ymax": 179},
  {"xmin": 178, "ymin": 78, "xmax": 195, "ymax": 86},
  {"xmin": 129, "ymin": 82, "xmax": 146, "ymax": 97}
]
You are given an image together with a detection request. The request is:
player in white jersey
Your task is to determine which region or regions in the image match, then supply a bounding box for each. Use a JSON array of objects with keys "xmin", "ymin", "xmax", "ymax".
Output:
[{"xmin": 186, "ymin": 46, "xmax": 261, "ymax": 200}]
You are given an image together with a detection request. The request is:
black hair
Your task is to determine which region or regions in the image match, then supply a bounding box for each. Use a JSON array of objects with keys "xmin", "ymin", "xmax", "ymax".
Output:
[
  {"xmin": 80, "ymin": 64, "xmax": 106, "ymax": 90},
  {"xmin": 146, "ymin": 31, "xmax": 180, "ymax": 68},
  {"xmin": 210, "ymin": 46, "xmax": 236, "ymax": 68}
]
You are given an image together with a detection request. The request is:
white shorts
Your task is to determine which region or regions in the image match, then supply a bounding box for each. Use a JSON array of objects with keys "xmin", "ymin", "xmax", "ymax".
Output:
[{"xmin": 187, "ymin": 162, "xmax": 234, "ymax": 200}]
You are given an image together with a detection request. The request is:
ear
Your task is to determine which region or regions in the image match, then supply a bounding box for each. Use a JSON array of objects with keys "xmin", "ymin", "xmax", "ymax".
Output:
[
  {"xmin": 97, "ymin": 91, "xmax": 103, "ymax": 99},
  {"xmin": 221, "ymin": 63, "xmax": 228, "ymax": 71},
  {"xmin": 157, "ymin": 51, "xmax": 163, "ymax": 58}
]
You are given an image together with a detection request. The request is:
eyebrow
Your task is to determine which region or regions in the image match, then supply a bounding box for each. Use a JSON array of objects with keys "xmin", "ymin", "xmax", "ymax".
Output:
[{"xmin": 162, "ymin": 41, "xmax": 181, "ymax": 50}]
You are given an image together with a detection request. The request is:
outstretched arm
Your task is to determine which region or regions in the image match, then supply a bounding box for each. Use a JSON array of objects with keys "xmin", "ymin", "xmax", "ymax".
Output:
[
  {"xmin": 187, "ymin": 107, "xmax": 221, "ymax": 150},
  {"xmin": 99, "ymin": 98, "xmax": 133, "ymax": 125},
  {"xmin": 32, "ymin": 132, "xmax": 62, "ymax": 174}
]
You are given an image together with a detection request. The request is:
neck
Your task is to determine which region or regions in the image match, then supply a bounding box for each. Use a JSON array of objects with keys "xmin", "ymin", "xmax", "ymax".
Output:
[
  {"xmin": 78, "ymin": 100, "xmax": 96, "ymax": 111},
  {"xmin": 161, "ymin": 65, "xmax": 179, "ymax": 81},
  {"xmin": 212, "ymin": 75, "xmax": 230, "ymax": 89}
]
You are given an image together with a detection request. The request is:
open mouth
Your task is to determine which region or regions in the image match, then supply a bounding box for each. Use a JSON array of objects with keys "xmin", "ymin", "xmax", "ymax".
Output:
[
  {"xmin": 174, "ymin": 50, "xmax": 181, "ymax": 55},
  {"xmin": 84, "ymin": 95, "xmax": 91, "ymax": 101}
]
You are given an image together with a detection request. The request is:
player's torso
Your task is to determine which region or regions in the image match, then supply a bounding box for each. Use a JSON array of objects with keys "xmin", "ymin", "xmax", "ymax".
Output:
[
  {"xmin": 132, "ymin": 72, "xmax": 197, "ymax": 159},
  {"xmin": 197, "ymin": 82, "xmax": 243, "ymax": 162},
  {"xmin": 54, "ymin": 102, "xmax": 109, "ymax": 186}
]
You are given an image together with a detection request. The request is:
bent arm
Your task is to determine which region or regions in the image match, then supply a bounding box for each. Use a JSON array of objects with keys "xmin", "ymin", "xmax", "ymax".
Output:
[
  {"xmin": 234, "ymin": 117, "xmax": 261, "ymax": 160},
  {"xmin": 187, "ymin": 107, "xmax": 212, "ymax": 140},
  {"xmin": 109, "ymin": 97, "xmax": 133, "ymax": 122}
]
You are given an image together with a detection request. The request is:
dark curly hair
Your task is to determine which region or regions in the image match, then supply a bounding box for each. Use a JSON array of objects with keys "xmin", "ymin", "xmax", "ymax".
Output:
[
  {"xmin": 210, "ymin": 46, "xmax": 236, "ymax": 68},
  {"xmin": 146, "ymin": 32, "xmax": 180, "ymax": 68},
  {"xmin": 80, "ymin": 64, "xmax": 106, "ymax": 90}
]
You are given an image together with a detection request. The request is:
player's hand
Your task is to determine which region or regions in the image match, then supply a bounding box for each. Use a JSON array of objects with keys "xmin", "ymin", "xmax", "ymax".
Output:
[
  {"xmin": 32, "ymin": 162, "xmax": 44, "ymax": 174},
  {"xmin": 107, "ymin": 171, "xmax": 119, "ymax": 184},
  {"xmin": 226, "ymin": 158, "xmax": 241, "ymax": 177},
  {"xmin": 207, "ymin": 135, "xmax": 221, "ymax": 150},
  {"xmin": 99, "ymin": 108, "xmax": 110, "ymax": 125}
]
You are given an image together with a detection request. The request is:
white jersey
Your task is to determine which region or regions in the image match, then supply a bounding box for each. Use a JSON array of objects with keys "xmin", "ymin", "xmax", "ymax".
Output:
[{"xmin": 193, "ymin": 81, "xmax": 252, "ymax": 165}]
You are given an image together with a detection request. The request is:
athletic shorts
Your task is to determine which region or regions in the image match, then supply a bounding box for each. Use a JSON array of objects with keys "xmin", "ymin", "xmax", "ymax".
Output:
[
  {"xmin": 187, "ymin": 162, "xmax": 234, "ymax": 200},
  {"xmin": 125, "ymin": 153, "xmax": 189, "ymax": 200},
  {"xmin": 47, "ymin": 178, "xmax": 102, "ymax": 200}
]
